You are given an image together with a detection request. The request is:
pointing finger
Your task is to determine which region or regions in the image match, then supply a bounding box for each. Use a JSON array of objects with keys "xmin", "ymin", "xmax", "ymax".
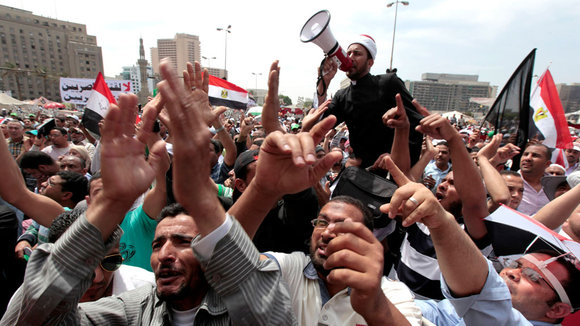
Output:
[{"xmin": 412, "ymin": 99, "xmax": 430, "ymax": 116}]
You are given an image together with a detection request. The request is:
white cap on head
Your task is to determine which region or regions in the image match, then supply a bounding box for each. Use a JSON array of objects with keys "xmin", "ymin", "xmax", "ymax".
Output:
[
  {"xmin": 568, "ymin": 170, "xmax": 580, "ymax": 188},
  {"xmin": 349, "ymin": 34, "xmax": 377, "ymax": 60}
]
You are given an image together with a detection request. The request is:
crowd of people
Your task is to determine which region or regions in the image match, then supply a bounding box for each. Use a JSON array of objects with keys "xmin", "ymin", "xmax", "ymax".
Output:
[{"xmin": 0, "ymin": 35, "xmax": 579, "ymax": 326}]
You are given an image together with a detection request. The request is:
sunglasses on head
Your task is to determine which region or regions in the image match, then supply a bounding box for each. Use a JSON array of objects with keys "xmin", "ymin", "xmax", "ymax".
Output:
[{"xmin": 100, "ymin": 253, "xmax": 123, "ymax": 272}]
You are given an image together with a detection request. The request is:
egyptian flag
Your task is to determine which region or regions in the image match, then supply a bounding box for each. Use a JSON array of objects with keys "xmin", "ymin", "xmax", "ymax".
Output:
[
  {"xmin": 206, "ymin": 74, "xmax": 248, "ymax": 109},
  {"xmin": 529, "ymin": 69, "xmax": 572, "ymax": 149},
  {"xmin": 81, "ymin": 72, "xmax": 117, "ymax": 137}
]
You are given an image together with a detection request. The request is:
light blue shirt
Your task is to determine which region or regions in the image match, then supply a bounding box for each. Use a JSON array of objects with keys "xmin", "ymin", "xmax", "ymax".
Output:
[
  {"xmin": 416, "ymin": 260, "xmax": 554, "ymax": 326},
  {"xmin": 423, "ymin": 161, "xmax": 452, "ymax": 192}
]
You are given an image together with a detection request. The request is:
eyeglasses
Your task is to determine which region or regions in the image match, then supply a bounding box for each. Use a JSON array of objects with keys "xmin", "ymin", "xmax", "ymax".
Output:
[
  {"xmin": 503, "ymin": 258, "xmax": 560, "ymax": 301},
  {"xmin": 311, "ymin": 218, "xmax": 330, "ymax": 229},
  {"xmin": 100, "ymin": 253, "xmax": 123, "ymax": 272}
]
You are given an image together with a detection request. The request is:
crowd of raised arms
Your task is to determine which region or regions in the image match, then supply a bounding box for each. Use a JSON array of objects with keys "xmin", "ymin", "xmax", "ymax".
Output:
[{"xmin": 0, "ymin": 35, "xmax": 579, "ymax": 326}]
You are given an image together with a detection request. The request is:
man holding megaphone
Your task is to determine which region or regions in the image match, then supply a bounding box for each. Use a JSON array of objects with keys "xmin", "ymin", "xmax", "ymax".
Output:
[{"xmin": 302, "ymin": 30, "xmax": 423, "ymax": 171}]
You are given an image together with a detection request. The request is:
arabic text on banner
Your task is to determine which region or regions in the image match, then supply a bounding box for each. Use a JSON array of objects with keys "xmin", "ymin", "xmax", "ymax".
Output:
[{"xmin": 60, "ymin": 78, "xmax": 132, "ymax": 105}]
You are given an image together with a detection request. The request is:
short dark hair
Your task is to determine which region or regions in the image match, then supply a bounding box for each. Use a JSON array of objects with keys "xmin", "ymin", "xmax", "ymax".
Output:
[
  {"xmin": 327, "ymin": 196, "xmax": 374, "ymax": 230},
  {"xmin": 210, "ymin": 139, "xmax": 223, "ymax": 155},
  {"xmin": 436, "ymin": 141, "xmax": 449, "ymax": 148},
  {"xmin": 525, "ymin": 143, "xmax": 552, "ymax": 160},
  {"xmin": 88, "ymin": 171, "xmax": 101, "ymax": 193},
  {"xmin": 57, "ymin": 171, "xmax": 89, "ymax": 204},
  {"xmin": 500, "ymin": 170, "xmax": 522, "ymax": 178},
  {"xmin": 48, "ymin": 207, "xmax": 85, "ymax": 243},
  {"xmin": 157, "ymin": 203, "xmax": 189, "ymax": 222},
  {"xmin": 51, "ymin": 127, "xmax": 68, "ymax": 136},
  {"xmin": 19, "ymin": 151, "xmax": 55, "ymax": 169}
]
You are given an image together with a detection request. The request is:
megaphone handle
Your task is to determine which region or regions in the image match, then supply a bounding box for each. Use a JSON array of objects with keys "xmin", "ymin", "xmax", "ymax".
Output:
[{"xmin": 317, "ymin": 56, "xmax": 329, "ymax": 97}]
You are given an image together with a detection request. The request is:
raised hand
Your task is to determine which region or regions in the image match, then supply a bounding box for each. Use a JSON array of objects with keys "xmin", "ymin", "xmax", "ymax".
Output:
[
  {"xmin": 302, "ymin": 99, "xmax": 331, "ymax": 132},
  {"xmin": 252, "ymin": 116, "xmax": 343, "ymax": 198},
  {"xmin": 477, "ymin": 134, "xmax": 502, "ymax": 160},
  {"xmin": 261, "ymin": 60, "xmax": 284, "ymax": 134},
  {"xmin": 319, "ymin": 57, "xmax": 337, "ymax": 85},
  {"xmin": 323, "ymin": 218, "xmax": 385, "ymax": 321},
  {"xmin": 490, "ymin": 142, "xmax": 520, "ymax": 166},
  {"xmin": 137, "ymin": 93, "xmax": 165, "ymax": 146},
  {"xmin": 413, "ymin": 100, "xmax": 459, "ymax": 142},
  {"xmin": 99, "ymin": 94, "xmax": 163, "ymax": 205},
  {"xmin": 380, "ymin": 156, "xmax": 451, "ymax": 229},
  {"xmin": 157, "ymin": 59, "xmax": 226, "ymax": 232},
  {"xmin": 382, "ymin": 93, "xmax": 409, "ymax": 129}
]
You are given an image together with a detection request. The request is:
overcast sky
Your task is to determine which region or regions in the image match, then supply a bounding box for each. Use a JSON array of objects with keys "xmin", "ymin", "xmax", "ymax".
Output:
[{"xmin": 2, "ymin": 0, "xmax": 579, "ymax": 104}]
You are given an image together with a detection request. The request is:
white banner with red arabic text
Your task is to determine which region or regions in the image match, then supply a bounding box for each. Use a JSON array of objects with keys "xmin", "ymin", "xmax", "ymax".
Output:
[{"xmin": 60, "ymin": 78, "xmax": 131, "ymax": 105}]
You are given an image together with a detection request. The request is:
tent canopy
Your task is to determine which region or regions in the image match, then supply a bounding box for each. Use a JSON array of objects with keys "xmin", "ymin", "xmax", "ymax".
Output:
[{"xmin": 0, "ymin": 93, "xmax": 26, "ymax": 106}]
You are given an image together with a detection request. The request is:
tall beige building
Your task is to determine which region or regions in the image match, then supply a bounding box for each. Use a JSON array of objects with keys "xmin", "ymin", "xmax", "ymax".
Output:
[
  {"xmin": 151, "ymin": 33, "xmax": 201, "ymax": 78},
  {"xmin": 0, "ymin": 5, "xmax": 103, "ymax": 101},
  {"xmin": 409, "ymin": 73, "xmax": 491, "ymax": 112}
]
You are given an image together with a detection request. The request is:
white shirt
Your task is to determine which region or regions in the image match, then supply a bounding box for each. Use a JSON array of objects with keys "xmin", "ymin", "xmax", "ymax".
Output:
[
  {"xmin": 112, "ymin": 264, "xmax": 155, "ymax": 295},
  {"xmin": 267, "ymin": 251, "xmax": 422, "ymax": 326},
  {"xmin": 41, "ymin": 144, "xmax": 71, "ymax": 161},
  {"xmin": 518, "ymin": 174, "xmax": 550, "ymax": 216}
]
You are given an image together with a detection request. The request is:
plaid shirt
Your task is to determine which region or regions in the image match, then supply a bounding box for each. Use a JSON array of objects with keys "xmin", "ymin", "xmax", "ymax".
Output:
[{"xmin": 6, "ymin": 137, "xmax": 24, "ymax": 159}]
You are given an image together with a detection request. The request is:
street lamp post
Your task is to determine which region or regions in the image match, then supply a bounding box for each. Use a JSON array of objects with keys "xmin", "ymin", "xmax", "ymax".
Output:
[
  {"xmin": 386, "ymin": 1, "xmax": 409, "ymax": 72},
  {"xmin": 251, "ymin": 72, "xmax": 262, "ymax": 92},
  {"xmin": 216, "ymin": 25, "xmax": 232, "ymax": 79},
  {"xmin": 202, "ymin": 56, "xmax": 216, "ymax": 69}
]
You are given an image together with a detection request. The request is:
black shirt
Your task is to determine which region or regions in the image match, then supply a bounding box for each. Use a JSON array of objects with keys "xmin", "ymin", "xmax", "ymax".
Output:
[{"xmin": 324, "ymin": 73, "xmax": 424, "ymax": 168}]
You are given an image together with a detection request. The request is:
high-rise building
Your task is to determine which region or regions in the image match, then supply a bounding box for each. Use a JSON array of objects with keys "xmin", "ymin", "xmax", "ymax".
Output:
[
  {"xmin": 151, "ymin": 33, "xmax": 201, "ymax": 78},
  {"xmin": 206, "ymin": 67, "xmax": 227, "ymax": 80},
  {"xmin": 408, "ymin": 73, "xmax": 492, "ymax": 112},
  {"xmin": 118, "ymin": 65, "xmax": 154, "ymax": 97},
  {"xmin": 557, "ymin": 83, "xmax": 580, "ymax": 113},
  {"xmin": 0, "ymin": 5, "xmax": 103, "ymax": 101}
]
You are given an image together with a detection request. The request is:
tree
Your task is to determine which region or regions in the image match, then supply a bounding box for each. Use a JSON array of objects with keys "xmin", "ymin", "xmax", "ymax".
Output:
[{"xmin": 279, "ymin": 94, "xmax": 292, "ymax": 106}]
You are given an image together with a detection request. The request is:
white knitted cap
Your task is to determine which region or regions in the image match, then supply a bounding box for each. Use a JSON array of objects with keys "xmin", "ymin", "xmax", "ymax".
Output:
[{"xmin": 349, "ymin": 34, "xmax": 377, "ymax": 60}]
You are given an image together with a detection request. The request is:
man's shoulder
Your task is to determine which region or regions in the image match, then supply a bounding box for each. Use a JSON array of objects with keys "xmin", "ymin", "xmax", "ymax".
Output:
[
  {"xmin": 266, "ymin": 251, "xmax": 310, "ymax": 270},
  {"xmin": 113, "ymin": 265, "xmax": 155, "ymax": 295}
]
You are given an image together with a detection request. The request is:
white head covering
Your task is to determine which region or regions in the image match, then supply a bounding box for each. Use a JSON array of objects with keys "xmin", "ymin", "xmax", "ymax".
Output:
[{"xmin": 349, "ymin": 34, "xmax": 377, "ymax": 60}]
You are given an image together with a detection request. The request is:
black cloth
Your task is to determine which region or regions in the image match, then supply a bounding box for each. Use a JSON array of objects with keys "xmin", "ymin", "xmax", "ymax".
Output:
[
  {"xmin": 252, "ymin": 187, "xmax": 319, "ymax": 254},
  {"xmin": 0, "ymin": 205, "xmax": 25, "ymax": 317},
  {"xmin": 323, "ymin": 72, "xmax": 424, "ymax": 169}
]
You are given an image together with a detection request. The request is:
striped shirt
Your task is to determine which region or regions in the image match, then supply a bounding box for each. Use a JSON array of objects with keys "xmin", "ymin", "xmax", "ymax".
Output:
[{"xmin": 1, "ymin": 214, "xmax": 296, "ymax": 325}]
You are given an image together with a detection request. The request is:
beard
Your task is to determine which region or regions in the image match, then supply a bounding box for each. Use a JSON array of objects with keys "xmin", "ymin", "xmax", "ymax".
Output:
[
  {"xmin": 156, "ymin": 282, "xmax": 189, "ymax": 302},
  {"xmin": 309, "ymin": 240, "xmax": 331, "ymax": 277}
]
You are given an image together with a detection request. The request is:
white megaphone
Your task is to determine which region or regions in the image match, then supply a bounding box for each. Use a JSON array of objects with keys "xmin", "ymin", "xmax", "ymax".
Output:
[{"xmin": 300, "ymin": 10, "xmax": 352, "ymax": 72}]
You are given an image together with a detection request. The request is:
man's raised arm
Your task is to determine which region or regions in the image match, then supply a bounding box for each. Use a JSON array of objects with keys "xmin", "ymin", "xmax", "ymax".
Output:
[
  {"xmin": 381, "ymin": 157, "xmax": 488, "ymax": 297},
  {"xmin": 0, "ymin": 125, "xmax": 64, "ymax": 227},
  {"xmin": 159, "ymin": 59, "xmax": 297, "ymax": 325},
  {"xmin": 228, "ymin": 116, "xmax": 342, "ymax": 239},
  {"xmin": 416, "ymin": 105, "xmax": 489, "ymax": 240}
]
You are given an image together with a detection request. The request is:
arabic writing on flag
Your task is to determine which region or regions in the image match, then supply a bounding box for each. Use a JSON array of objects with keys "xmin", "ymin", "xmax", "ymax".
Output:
[
  {"xmin": 206, "ymin": 74, "xmax": 248, "ymax": 110},
  {"xmin": 60, "ymin": 77, "xmax": 131, "ymax": 105},
  {"xmin": 529, "ymin": 69, "xmax": 572, "ymax": 149}
]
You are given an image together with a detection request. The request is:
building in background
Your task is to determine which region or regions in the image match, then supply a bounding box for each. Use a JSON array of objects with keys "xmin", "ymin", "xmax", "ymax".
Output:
[
  {"xmin": 248, "ymin": 88, "xmax": 267, "ymax": 106},
  {"xmin": 118, "ymin": 65, "xmax": 154, "ymax": 98},
  {"xmin": 0, "ymin": 5, "xmax": 103, "ymax": 101},
  {"xmin": 151, "ymin": 33, "xmax": 203, "ymax": 79},
  {"xmin": 205, "ymin": 67, "xmax": 227, "ymax": 80},
  {"xmin": 408, "ymin": 73, "xmax": 492, "ymax": 112},
  {"xmin": 557, "ymin": 83, "xmax": 580, "ymax": 113}
]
